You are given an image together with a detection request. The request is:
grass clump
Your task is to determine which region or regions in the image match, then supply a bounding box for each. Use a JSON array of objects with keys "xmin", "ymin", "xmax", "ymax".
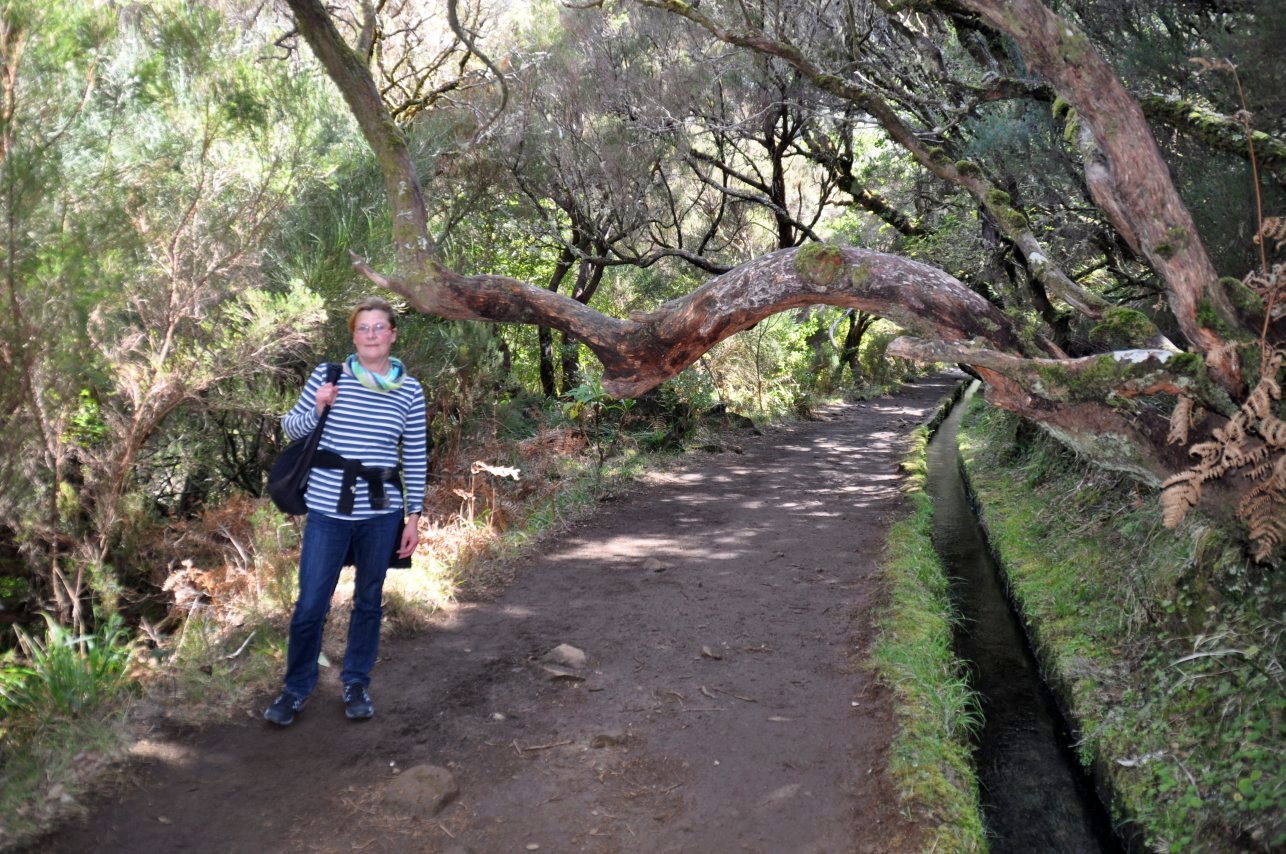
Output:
[
  {"xmin": 871, "ymin": 424, "xmax": 987, "ymax": 853},
  {"xmin": 958, "ymin": 398, "xmax": 1284, "ymax": 853},
  {"xmin": 0, "ymin": 613, "xmax": 137, "ymax": 847}
]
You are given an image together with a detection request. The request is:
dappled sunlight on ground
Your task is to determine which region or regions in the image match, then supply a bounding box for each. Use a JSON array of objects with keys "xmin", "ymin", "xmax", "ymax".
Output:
[{"xmin": 129, "ymin": 738, "xmax": 200, "ymax": 769}]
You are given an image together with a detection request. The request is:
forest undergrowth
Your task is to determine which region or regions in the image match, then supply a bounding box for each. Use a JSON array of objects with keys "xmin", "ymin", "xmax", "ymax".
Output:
[{"xmin": 0, "ymin": 412, "xmax": 633, "ymax": 847}]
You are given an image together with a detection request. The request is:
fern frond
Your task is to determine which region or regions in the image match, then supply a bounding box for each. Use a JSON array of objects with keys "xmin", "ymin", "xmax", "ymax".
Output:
[
  {"xmin": 1247, "ymin": 459, "xmax": 1275, "ymax": 480},
  {"xmin": 1239, "ymin": 445, "xmax": 1272, "ymax": 471},
  {"xmin": 1188, "ymin": 440, "xmax": 1223, "ymax": 466},
  {"xmin": 1169, "ymin": 395, "xmax": 1194, "ymax": 445},
  {"xmin": 1240, "ymin": 455, "xmax": 1286, "ymax": 561},
  {"xmin": 1161, "ymin": 470, "xmax": 1203, "ymax": 528},
  {"xmin": 1261, "ymin": 416, "xmax": 1286, "ymax": 447},
  {"xmin": 1254, "ymin": 216, "xmax": 1286, "ymax": 253},
  {"xmin": 1245, "ymin": 380, "xmax": 1279, "ymax": 421},
  {"xmin": 1213, "ymin": 416, "xmax": 1247, "ymax": 446}
]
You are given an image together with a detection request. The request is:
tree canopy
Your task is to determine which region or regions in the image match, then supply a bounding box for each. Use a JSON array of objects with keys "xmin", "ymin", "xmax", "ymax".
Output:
[{"xmin": 281, "ymin": 0, "xmax": 1284, "ymax": 557}]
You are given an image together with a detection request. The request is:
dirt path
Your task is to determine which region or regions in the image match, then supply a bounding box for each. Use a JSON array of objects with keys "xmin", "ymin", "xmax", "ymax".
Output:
[{"xmin": 35, "ymin": 375, "xmax": 958, "ymax": 854}]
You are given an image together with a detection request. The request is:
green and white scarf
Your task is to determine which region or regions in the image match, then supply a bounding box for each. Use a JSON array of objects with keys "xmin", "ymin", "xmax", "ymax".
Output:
[{"xmin": 346, "ymin": 354, "xmax": 406, "ymax": 392}]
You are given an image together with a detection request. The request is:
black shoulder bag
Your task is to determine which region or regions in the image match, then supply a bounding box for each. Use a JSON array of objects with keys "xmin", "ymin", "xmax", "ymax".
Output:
[{"xmin": 267, "ymin": 363, "xmax": 343, "ymax": 515}]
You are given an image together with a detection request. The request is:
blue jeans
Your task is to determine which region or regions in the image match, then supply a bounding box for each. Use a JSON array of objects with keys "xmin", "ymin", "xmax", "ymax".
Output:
[{"xmin": 282, "ymin": 510, "xmax": 402, "ymax": 699}]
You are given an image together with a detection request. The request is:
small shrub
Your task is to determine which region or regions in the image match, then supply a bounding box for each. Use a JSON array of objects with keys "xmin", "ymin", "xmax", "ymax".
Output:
[{"xmin": 0, "ymin": 613, "xmax": 134, "ymax": 729}]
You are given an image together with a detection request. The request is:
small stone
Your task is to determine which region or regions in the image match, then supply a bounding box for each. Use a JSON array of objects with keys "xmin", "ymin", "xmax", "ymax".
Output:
[
  {"xmin": 590, "ymin": 730, "xmax": 629, "ymax": 748},
  {"xmin": 383, "ymin": 764, "xmax": 459, "ymax": 818},
  {"xmin": 541, "ymin": 664, "xmax": 586, "ymax": 681},
  {"xmin": 760, "ymin": 783, "xmax": 801, "ymax": 807},
  {"xmin": 641, "ymin": 557, "xmax": 667, "ymax": 572},
  {"xmin": 543, "ymin": 643, "xmax": 587, "ymax": 669}
]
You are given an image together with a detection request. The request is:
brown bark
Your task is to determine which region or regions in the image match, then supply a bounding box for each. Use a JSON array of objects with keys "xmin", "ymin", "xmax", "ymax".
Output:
[
  {"xmin": 356, "ymin": 246, "xmax": 1027, "ymax": 397},
  {"xmin": 956, "ymin": 0, "xmax": 1245, "ymax": 389}
]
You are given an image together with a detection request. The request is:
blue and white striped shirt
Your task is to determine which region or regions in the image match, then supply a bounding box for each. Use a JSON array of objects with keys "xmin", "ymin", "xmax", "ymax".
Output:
[{"xmin": 282, "ymin": 362, "xmax": 428, "ymax": 520}]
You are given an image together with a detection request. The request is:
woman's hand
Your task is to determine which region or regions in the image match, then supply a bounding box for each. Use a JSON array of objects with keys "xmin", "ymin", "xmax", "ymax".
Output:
[
  {"xmin": 315, "ymin": 382, "xmax": 339, "ymax": 414},
  {"xmin": 397, "ymin": 513, "xmax": 421, "ymax": 558}
]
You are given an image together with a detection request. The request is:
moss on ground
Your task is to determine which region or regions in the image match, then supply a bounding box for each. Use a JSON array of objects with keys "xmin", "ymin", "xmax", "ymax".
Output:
[{"xmin": 957, "ymin": 399, "xmax": 1284, "ymax": 853}]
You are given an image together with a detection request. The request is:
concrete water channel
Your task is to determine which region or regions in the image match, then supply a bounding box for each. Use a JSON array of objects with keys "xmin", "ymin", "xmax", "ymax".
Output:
[{"xmin": 926, "ymin": 382, "xmax": 1123, "ymax": 852}]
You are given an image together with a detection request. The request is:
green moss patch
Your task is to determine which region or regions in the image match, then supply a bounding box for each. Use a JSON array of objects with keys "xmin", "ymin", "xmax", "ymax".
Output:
[
  {"xmin": 793, "ymin": 242, "xmax": 847, "ymax": 287},
  {"xmin": 1087, "ymin": 307, "xmax": 1160, "ymax": 350}
]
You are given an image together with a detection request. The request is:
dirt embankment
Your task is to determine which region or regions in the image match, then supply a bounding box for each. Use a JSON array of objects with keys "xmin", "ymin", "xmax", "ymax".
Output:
[{"xmin": 34, "ymin": 375, "xmax": 959, "ymax": 854}]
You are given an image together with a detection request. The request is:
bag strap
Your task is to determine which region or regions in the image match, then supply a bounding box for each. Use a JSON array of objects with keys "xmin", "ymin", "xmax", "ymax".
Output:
[{"xmin": 311, "ymin": 361, "xmax": 343, "ymax": 430}]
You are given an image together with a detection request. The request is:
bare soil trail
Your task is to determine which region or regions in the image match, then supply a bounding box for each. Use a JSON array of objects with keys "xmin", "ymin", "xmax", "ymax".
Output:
[{"xmin": 34, "ymin": 374, "xmax": 959, "ymax": 854}]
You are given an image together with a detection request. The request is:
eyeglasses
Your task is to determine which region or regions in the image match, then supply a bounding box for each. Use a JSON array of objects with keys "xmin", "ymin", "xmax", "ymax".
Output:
[{"xmin": 356, "ymin": 323, "xmax": 391, "ymax": 335}]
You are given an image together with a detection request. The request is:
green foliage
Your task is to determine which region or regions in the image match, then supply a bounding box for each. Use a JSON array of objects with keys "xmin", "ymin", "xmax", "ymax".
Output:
[
  {"xmin": 0, "ymin": 613, "xmax": 134, "ymax": 727},
  {"xmin": 562, "ymin": 375, "xmax": 635, "ymax": 487},
  {"xmin": 0, "ymin": 0, "xmax": 339, "ymax": 624},
  {"xmin": 857, "ymin": 322, "xmax": 917, "ymax": 389},
  {"xmin": 67, "ymin": 389, "xmax": 108, "ymax": 447}
]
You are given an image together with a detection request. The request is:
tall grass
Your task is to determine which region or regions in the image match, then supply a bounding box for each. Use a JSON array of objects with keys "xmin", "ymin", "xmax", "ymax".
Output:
[
  {"xmin": 870, "ymin": 425, "xmax": 987, "ymax": 852},
  {"xmin": 0, "ymin": 613, "xmax": 137, "ymax": 850},
  {"xmin": 0, "ymin": 613, "xmax": 134, "ymax": 726}
]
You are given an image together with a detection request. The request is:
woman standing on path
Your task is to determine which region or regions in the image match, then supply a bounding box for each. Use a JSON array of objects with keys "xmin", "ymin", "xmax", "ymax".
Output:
[{"xmin": 264, "ymin": 296, "xmax": 428, "ymax": 726}]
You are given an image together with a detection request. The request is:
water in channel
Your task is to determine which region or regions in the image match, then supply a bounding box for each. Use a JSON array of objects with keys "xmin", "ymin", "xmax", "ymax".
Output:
[{"xmin": 926, "ymin": 382, "xmax": 1122, "ymax": 853}]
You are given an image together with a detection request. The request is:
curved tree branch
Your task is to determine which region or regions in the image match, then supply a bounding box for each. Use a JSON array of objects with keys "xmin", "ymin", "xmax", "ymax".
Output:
[
  {"xmin": 353, "ymin": 244, "xmax": 1031, "ymax": 397},
  {"xmin": 888, "ymin": 336, "xmax": 1234, "ymax": 487}
]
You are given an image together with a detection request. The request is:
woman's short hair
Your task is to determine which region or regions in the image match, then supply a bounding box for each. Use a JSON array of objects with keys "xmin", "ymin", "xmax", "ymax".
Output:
[{"xmin": 347, "ymin": 296, "xmax": 397, "ymax": 333}]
